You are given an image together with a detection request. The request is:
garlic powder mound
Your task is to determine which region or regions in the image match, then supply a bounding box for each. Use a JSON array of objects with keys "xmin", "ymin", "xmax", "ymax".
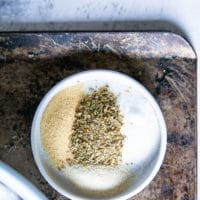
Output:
[{"xmin": 40, "ymin": 84, "xmax": 84, "ymax": 168}]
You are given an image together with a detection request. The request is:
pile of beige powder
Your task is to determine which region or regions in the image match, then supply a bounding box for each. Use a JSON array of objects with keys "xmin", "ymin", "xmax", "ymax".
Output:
[{"xmin": 41, "ymin": 85, "xmax": 125, "ymax": 169}]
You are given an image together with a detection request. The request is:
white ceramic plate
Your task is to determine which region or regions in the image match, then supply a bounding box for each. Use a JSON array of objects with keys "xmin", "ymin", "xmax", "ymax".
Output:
[
  {"xmin": 0, "ymin": 161, "xmax": 46, "ymax": 200},
  {"xmin": 31, "ymin": 70, "xmax": 167, "ymax": 200}
]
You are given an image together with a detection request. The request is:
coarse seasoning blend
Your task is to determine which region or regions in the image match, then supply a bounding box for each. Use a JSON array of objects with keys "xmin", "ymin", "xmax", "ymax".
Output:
[{"xmin": 41, "ymin": 85, "xmax": 125, "ymax": 169}]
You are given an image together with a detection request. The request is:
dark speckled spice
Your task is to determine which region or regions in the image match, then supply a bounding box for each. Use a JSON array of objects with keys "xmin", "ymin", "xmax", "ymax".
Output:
[{"xmin": 0, "ymin": 32, "xmax": 196, "ymax": 200}]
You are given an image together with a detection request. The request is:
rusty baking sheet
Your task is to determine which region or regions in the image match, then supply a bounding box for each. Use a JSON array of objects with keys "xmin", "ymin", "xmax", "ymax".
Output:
[{"xmin": 0, "ymin": 32, "xmax": 196, "ymax": 200}]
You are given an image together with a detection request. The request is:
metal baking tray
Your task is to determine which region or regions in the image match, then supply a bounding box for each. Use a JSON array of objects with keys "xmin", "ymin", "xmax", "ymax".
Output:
[{"xmin": 0, "ymin": 32, "xmax": 196, "ymax": 199}]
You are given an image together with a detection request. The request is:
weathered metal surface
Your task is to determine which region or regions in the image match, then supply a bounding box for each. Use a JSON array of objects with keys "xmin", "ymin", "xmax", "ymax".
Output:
[{"xmin": 0, "ymin": 32, "xmax": 196, "ymax": 200}]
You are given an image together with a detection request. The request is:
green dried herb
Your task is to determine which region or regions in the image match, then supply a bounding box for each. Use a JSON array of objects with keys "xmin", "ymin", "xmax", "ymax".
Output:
[{"xmin": 69, "ymin": 85, "xmax": 124, "ymax": 166}]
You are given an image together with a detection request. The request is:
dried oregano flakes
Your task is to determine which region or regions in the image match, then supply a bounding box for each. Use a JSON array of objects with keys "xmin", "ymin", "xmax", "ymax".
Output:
[{"xmin": 69, "ymin": 85, "xmax": 125, "ymax": 166}]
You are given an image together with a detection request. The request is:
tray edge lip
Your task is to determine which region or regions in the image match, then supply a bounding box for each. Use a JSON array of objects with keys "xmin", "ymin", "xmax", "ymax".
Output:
[{"xmin": 0, "ymin": 30, "xmax": 197, "ymax": 60}]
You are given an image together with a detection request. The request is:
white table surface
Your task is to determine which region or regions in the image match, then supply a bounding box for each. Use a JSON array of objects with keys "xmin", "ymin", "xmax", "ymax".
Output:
[{"xmin": 0, "ymin": 0, "xmax": 199, "ymax": 198}]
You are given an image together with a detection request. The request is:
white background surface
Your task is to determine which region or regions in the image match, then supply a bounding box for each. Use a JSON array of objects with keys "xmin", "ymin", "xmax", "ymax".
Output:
[{"xmin": 0, "ymin": 0, "xmax": 199, "ymax": 198}]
